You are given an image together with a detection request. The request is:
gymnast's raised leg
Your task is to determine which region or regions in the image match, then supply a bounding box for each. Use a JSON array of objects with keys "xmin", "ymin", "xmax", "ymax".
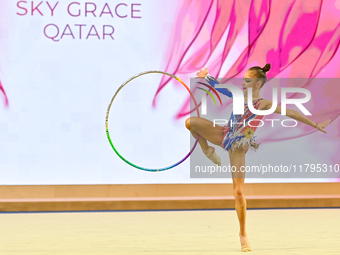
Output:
[{"xmin": 185, "ymin": 116, "xmax": 224, "ymax": 165}]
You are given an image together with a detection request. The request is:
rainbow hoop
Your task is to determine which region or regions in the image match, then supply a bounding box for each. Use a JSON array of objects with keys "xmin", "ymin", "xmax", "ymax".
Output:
[{"xmin": 105, "ymin": 70, "xmax": 200, "ymax": 172}]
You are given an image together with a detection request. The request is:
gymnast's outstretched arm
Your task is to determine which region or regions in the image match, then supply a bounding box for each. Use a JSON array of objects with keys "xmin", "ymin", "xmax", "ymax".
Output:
[
  {"xmin": 195, "ymin": 68, "xmax": 233, "ymax": 98},
  {"xmin": 260, "ymin": 99, "xmax": 331, "ymax": 134}
]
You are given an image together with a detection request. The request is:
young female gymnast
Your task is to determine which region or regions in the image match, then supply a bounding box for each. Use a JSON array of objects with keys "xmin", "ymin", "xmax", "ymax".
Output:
[{"xmin": 185, "ymin": 64, "xmax": 331, "ymax": 252}]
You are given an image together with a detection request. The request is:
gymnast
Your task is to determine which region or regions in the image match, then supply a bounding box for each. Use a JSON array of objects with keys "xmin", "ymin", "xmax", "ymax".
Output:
[{"xmin": 185, "ymin": 64, "xmax": 331, "ymax": 252}]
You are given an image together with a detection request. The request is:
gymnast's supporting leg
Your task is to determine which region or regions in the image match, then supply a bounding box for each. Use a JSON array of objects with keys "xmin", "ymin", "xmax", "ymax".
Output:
[
  {"xmin": 229, "ymin": 147, "xmax": 251, "ymax": 252},
  {"xmin": 185, "ymin": 117, "xmax": 224, "ymax": 165}
]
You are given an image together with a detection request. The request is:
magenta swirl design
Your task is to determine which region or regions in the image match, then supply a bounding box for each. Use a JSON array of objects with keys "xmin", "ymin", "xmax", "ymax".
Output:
[
  {"xmin": 154, "ymin": 0, "xmax": 340, "ymax": 177},
  {"xmin": 0, "ymin": 80, "xmax": 8, "ymax": 107}
]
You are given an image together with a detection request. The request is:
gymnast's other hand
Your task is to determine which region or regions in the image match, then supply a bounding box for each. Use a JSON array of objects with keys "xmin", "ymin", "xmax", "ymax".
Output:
[
  {"xmin": 195, "ymin": 68, "xmax": 208, "ymax": 79},
  {"xmin": 316, "ymin": 119, "xmax": 331, "ymax": 134}
]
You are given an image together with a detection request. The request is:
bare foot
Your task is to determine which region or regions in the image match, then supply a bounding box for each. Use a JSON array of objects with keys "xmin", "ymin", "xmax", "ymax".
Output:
[
  {"xmin": 204, "ymin": 146, "xmax": 221, "ymax": 166},
  {"xmin": 239, "ymin": 233, "xmax": 251, "ymax": 252}
]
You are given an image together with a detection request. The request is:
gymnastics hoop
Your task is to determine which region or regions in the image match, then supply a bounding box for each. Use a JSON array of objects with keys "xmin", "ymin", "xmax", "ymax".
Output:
[{"xmin": 105, "ymin": 70, "xmax": 200, "ymax": 172}]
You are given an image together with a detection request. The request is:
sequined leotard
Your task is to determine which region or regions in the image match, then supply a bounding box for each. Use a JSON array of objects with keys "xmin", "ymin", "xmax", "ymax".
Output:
[{"xmin": 204, "ymin": 74, "xmax": 264, "ymax": 152}]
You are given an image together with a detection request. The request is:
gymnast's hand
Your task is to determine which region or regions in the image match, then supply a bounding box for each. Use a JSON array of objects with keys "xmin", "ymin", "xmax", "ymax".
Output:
[
  {"xmin": 195, "ymin": 68, "xmax": 208, "ymax": 79},
  {"xmin": 316, "ymin": 119, "xmax": 331, "ymax": 134}
]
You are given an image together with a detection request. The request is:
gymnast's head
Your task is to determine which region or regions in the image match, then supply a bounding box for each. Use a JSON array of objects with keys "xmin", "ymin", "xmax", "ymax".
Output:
[{"xmin": 242, "ymin": 63, "xmax": 271, "ymax": 93}]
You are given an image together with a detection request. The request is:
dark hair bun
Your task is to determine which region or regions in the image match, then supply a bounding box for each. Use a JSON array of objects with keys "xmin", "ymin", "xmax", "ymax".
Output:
[{"xmin": 262, "ymin": 63, "xmax": 271, "ymax": 73}]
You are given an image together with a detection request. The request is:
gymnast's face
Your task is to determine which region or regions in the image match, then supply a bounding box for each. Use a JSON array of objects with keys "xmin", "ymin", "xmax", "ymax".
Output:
[{"xmin": 242, "ymin": 70, "xmax": 262, "ymax": 93}]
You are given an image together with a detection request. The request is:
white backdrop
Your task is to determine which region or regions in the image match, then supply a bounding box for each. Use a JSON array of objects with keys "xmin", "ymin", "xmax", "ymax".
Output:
[{"xmin": 0, "ymin": 0, "xmax": 337, "ymax": 184}]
